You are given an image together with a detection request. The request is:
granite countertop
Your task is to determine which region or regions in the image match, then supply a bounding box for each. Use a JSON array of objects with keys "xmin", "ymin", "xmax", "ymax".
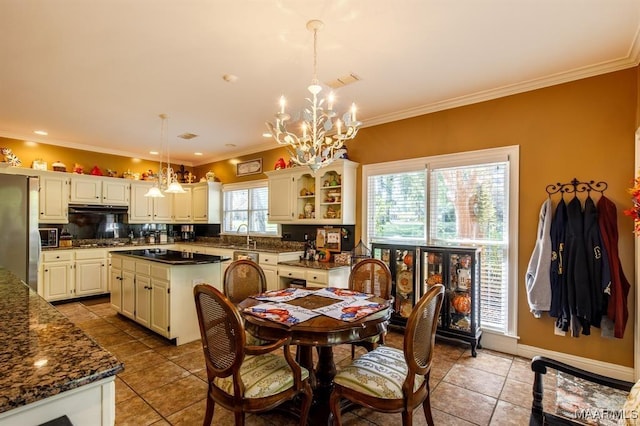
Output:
[
  {"xmin": 112, "ymin": 249, "xmax": 230, "ymax": 264},
  {"xmin": 43, "ymin": 240, "xmax": 304, "ymax": 254},
  {"xmin": 278, "ymin": 260, "xmax": 350, "ymax": 270},
  {"xmin": 0, "ymin": 269, "xmax": 123, "ymax": 414}
]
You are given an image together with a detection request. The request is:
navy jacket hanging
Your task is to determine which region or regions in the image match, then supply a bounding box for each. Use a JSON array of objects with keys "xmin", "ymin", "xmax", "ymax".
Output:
[{"xmin": 549, "ymin": 198, "xmax": 567, "ymax": 327}]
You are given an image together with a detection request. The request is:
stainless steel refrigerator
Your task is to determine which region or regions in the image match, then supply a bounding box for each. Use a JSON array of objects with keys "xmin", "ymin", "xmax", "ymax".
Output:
[{"xmin": 0, "ymin": 174, "xmax": 40, "ymax": 290}]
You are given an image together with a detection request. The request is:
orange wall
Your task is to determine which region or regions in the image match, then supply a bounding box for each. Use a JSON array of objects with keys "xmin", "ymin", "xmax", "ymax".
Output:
[
  {"xmin": 199, "ymin": 68, "xmax": 638, "ymax": 366},
  {"xmin": 1, "ymin": 67, "xmax": 636, "ymax": 366}
]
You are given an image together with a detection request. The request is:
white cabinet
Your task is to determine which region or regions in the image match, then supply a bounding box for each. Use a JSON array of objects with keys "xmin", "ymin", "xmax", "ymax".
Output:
[
  {"xmin": 266, "ymin": 173, "xmax": 295, "ymax": 222},
  {"xmin": 129, "ymin": 182, "xmax": 172, "ymax": 223},
  {"xmin": 70, "ymin": 176, "xmax": 129, "ymax": 205},
  {"xmin": 110, "ymin": 253, "xmax": 221, "ymax": 345},
  {"xmin": 265, "ymin": 159, "xmax": 358, "ymax": 224},
  {"xmin": 192, "ymin": 182, "xmax": 222, "ymax": 223},
  {"xmin": 74, "ymin": 249, "xmax": 107, "ymax": 296},
  {"xmin": 41, "ymin": 251, "xmax": 74, "ymax": 300},
  {"xmin": 110, "ymin": 256, "xmax": 122, "ymax": 312},
  {"xmin": 172, "ymin": 187, "xmax": 192, "ymax": 222},
  {"xmin": 39, "ymin": 174, "xmax": 69, "ymax": 223},
  {"xmin": 260, "ymin": 251, "xmax": 302, "ymax": 291},
  {"xmin": 102, "ymin": 179, "xmax": 130, "ymax": 205},
  {"xmin": 277, "ymin": 263, "xmax": 350, "ymax": 289},
  {"xmin": 40, "ymin": 249, "xmax": 108, "ymax": 301}
]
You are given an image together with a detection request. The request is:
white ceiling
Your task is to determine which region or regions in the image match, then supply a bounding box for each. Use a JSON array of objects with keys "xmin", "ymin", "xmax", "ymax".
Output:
[{"xmin": 1, "ymin": 0, "xmax": 639, "ymax": 166}]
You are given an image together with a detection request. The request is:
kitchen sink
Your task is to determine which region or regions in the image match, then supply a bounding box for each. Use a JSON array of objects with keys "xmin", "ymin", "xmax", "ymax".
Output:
[{"xmin": 233, "ymin": 250, "xmax": 259, "ymax": 262}]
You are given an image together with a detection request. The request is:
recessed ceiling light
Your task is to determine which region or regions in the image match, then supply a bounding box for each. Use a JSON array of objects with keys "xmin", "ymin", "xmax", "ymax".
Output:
[
  {"xmin": 262, "ymin": 132, "xmax": 272, "ymax": 138},
  {"xmin": 150, "ymin": 151, "xmax": 160, "ymax": 155},
  {"xmin": 222, "ymin": 74, "xmax": 238, "ymax": 83},
  {"xmin": 34, "ymin": 130, "xmax": 48, "ymax": 136},
  {"xmin": 194, "ymin": 152, "xmax": 203, "ymax": 156}
]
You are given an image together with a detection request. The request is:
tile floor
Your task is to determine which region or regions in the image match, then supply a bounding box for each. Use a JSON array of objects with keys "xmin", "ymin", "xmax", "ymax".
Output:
[{"xmin": 55, "ymin": 298, "xmax": 546, "ymax": 426}]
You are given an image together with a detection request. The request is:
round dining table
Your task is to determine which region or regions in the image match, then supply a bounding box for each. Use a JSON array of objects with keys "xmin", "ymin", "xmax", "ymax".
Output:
[{"xmin": 239, "ymin": 292, "xmax": 391, "ymax": 426}]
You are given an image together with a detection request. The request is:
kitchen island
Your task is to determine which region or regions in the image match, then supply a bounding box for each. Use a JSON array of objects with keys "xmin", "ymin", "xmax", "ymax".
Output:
[
  {"xmin": 0, "ymin": 268, "xmax": 123, "ymax": 425},
  {"xmin": 110, "ymin": 249, "xmax": 228, "ymax": 345}
]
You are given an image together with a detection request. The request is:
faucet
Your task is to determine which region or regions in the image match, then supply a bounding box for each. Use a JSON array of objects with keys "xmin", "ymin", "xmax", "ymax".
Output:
[{"xmin": 236, "ymin": 223, "xmax": 251, "ymax": 248}]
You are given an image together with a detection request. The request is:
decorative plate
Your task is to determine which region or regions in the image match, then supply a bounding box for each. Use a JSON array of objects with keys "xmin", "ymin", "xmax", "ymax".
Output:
[{"xmin": 397, "ymin": 270, "xmax": 413, "ymax": 294}]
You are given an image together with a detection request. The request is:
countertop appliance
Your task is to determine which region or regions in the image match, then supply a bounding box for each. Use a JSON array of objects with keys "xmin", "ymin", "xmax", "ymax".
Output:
[
  {"xmin": 0, "ymin": 174, "xmax": 40, "ymax": 290},
  {"xmin": 39, "ymin": 228, "xmax": 59, "ymax": 248}
]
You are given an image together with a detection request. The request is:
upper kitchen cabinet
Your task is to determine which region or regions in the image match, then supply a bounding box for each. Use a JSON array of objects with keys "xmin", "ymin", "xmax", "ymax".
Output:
[
  {"xmin": 192, "ymin": 181, "xmax": 221, "ymax": 223},
  {"xmin": 129, "ymin": 181, "xmax": 221, "ymax": 224},
  {"xmin": 39, "ymin": 174, "xmax": 69, "ymax": 223},
  {"xmin": 70, "ymin": 175, "xmax": 129, "ymax": 205},
  {"xmin": 265, "ymin": 159, "xmax": 358, "ymax": 225}
]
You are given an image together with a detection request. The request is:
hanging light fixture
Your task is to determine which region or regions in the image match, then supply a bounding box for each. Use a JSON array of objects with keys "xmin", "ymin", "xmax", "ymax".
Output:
[
  {"xmin": 265, "ymin": 19, "xmax": 361, "ymax": 172},
  {"xmin": 144, "ymin": 114, "xmax": 185, "ymax": 197},
  {"xmin": 144, "ymin": 114, "xmax": 167, "ymax": 198}
]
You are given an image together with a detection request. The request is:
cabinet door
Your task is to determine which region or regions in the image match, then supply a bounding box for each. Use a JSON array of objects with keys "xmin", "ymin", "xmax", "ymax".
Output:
[
  {"xmin": 39, "ymin": 176, "xmax": 69, "ymax": 223},
  {"xmin": 135, "ymin": 275, "xmax": 152, "ymax": 327},
  {"xmin": 262, "ymin": 266, "xmax": 278, "ymax": 291},
  {"xmin": 129, "ymin": 183, "xmax": 154, "ymax": 223},
  {"xmin": 172, "ymin": 187, "xmax": 192, "ymax": 222},
  {"xmin": 110, "ymin": 268, "xmax": 122, "ymax": 312},
  {"xmin": 121, "ymin": 270, "xmax": 136, "ymax": 319},
  {"xmin": 150, "ymin": 278, "xmax": 170, "ymax": 337},
  {"xmin": 43, "ymin": 262, "xmax": 73, "ymax": 300},
  {"xmin": 102, "ymin": 179, "xmax": 129, "ymax": 205},
  {"xmin": 75, "ymin": 259, "xmax": 106, "ymax": 296},
  {"xmin": 70, "ymin": 177, "xmax": 102, "ymax": 203},
  {"xmin": 267, "ymin": 173, "xmax": 294, "ymax": 222},
  {"xmin": 192, "ymin": 182, "xmax": 221, "ymax": 223},
  {"xmin": 153, "ymin": 194, "xmax": 173, "ymax": 223}
]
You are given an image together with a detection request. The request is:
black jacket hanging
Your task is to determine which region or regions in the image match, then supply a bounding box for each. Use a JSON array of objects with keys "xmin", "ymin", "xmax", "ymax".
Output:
[
  {"xmin": 550, "ymin": 198, "xmax": 567, "ymax": 326},
  {"xmin": 565, "ymin": 196, "xmax": 591, "ymax": 336}
]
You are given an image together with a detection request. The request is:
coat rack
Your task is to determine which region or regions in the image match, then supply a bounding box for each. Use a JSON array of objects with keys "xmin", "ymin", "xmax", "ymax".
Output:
[{"xmin": 545, "ymin": 178, "xmax": 608, "ymax": 196}]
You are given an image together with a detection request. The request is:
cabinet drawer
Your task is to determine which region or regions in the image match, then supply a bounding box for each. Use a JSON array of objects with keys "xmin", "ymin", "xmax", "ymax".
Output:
[
  {"xmin": 278, "ymin": 266, "xmax": 305, "ymax": 280},
  {"xmin": 42, "ymin": 251, "xmax": 73, "ymax": 262},
  {"xmin": 75, "ymin": 249, "xmax": 106, "ymax": 260},
  {"xmin": 259, "ymin": 254, "xmax": 279, "ymax": 266},
  {"xmin": 122, "ymin": 258, "xmax": 136, "ymax": 272},
  {"xmin": 306, "ymin": 269, "xmax": 328, "ymax": 284},
  {"xmin": 151, "ymin": 265, "xmax": 170, "ymax": 280},
  {"xmin": 136, "ymin": 262, "xmax": 151, "ymax": 276}
]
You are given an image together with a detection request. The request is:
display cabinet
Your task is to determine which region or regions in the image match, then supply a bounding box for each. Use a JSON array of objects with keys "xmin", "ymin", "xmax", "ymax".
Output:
[
  {"xmin": 265, "ymin": 159, "xmax": 358, "ymax": 224},
  {"xmin": 371, "ymin": 243, "xmax": 418, "ymax": 327},
  {"xmin": 420, "ymin": 246, "xmax": 482, "ymax": 356}
]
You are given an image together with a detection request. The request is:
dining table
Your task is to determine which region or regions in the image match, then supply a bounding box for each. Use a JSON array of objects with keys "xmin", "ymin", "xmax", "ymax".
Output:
[{"xmin": 239, "ymin": 289, "xmax": 391, "ymax": 426}]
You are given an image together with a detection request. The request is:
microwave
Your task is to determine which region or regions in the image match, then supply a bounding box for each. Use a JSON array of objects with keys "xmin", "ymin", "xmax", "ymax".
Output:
[{"xmin": 39, "ymin": 228, "xmax": 59, "ymax": 248}]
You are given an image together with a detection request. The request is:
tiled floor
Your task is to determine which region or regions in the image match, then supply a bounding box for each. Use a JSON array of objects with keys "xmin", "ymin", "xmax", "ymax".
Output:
[{"xmin": 55, "ymin": 298, "xmax": 543, "ymax": 426}]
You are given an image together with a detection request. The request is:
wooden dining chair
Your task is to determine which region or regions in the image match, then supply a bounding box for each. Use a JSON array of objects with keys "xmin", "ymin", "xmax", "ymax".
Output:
[
  {"xmin": 329, "ymin": 284, "xmax": 445, "ymax": 426},
  {"xmin": 223, "ymin": 259, "xmax": 267, "ymax": 304},
  {"xmin": 348, "ymin": 258, "xmax": 392, "ymax": 358},
  {"xmin": 193, "ymin": 284, "xmax": 312, "ymax": 426}
]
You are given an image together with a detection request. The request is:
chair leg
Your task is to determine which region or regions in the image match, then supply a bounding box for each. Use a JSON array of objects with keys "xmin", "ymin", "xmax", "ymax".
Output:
[
  {"xmin": 351, "ymin": 344, "xmax": 356, "ymax": 359},
  {"xmin": 234, "ymin": 410, "xmax": 245, "ymax": 426},
  {"xmin": 402, "ymin": 408, "xmax": 413, "ymax": 426},
  {"xmin": 203, "ymin": 394, "xmax": 215, "ymax": 426},
  {"xmin": 422, "ymin": 395, "xmax": 435, "ymax": 426},
  {"xmin": 329, "ymin": 385, "xmax": 343, "ymax": 426},
  {"xmin": 298, "ymin": 382, "xmax": 313, "ymax": 426}
]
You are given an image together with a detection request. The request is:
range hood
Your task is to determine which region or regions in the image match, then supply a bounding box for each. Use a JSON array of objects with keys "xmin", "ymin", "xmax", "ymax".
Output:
[{"xmin": 68, "ymin": 204, "xmax": 129, "ymax": 214}]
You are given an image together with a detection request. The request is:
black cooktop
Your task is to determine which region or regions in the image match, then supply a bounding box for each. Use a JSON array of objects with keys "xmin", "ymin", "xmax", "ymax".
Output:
[{"xmin": 116, "ymin": 249, "xmax": 228, "ymax": 265}]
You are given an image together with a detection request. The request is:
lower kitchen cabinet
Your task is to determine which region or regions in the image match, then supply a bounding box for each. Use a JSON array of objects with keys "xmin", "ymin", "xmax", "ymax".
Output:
[
  {"xmin": 40, "ymin": 249, "xmax": 108, "ymax": 302},
  {"xmin": 110, "ymin": 253, "xmax": 221, "ymax": 345},
  {"xmin": 277, "ymin": 262, "xmax": 350, "ymax": 289}
]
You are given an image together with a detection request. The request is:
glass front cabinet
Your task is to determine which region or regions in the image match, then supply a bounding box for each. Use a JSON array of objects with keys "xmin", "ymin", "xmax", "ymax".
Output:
[{"xmin": 420, "ymin": 246, "xmax": 482, "ymax": 357}]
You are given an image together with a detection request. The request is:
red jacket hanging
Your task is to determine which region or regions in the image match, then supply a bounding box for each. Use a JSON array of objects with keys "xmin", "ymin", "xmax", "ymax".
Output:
[{"xmin": 597, "ymin": 196, "xmax": 630, "ymax": 338}]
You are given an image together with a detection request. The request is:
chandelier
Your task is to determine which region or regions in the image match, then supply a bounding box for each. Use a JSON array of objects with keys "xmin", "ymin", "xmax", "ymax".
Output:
[
  {"xmin": 144, "ymin": 114, "xmax": 186, "ymax": 198},
  {"xmin": 265, "ymin": 19, "xmax": 361, "ymax": 172}
]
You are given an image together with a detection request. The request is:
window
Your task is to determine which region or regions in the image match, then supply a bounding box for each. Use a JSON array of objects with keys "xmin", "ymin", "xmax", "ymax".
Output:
[
  {"xmin": 222, "ymin": 180, "xmax": 278, "ymax": 236},
  {"xmin": 363, "ymin": 146, "xmax": 519, "ymax": 335}
]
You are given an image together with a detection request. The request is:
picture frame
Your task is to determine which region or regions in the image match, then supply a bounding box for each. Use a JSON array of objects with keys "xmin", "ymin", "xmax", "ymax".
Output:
[
  {"xmin": 236, "ymin": 158, "xmax": 263, "ymax": 176},
  {"xmin": 324, "ymin": 227, "xmax": 341, "ymax": 252}
]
